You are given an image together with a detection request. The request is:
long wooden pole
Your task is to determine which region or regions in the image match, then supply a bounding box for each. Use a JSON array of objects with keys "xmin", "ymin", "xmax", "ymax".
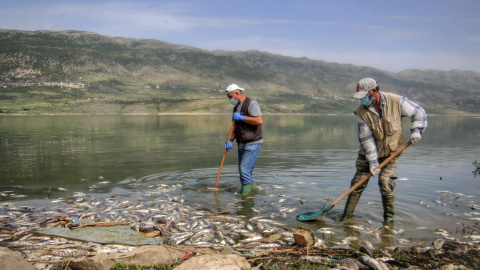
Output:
[
  {"xmin": 330, "ymin": 141, "xmax": 412, "ymax": 207},
  {"xmin": 214, "ymin": 121, "xmax": 235, "ymax": 188}
]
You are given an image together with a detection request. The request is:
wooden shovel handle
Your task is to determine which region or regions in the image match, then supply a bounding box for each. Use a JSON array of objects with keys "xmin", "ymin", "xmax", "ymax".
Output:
[
  {"xmin": 331, "ymin": 141, "xmax": 412, "ymax": 206},
  {"xmin": 214, "ymin": 121, "xmax": 236, "ymax": 188}
]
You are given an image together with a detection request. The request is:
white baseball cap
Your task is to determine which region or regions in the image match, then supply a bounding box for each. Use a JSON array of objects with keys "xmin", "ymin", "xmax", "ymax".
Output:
[
  {"xmin": 225, "ymin": 84, "xmax": 244, "ymax": 93},
  {"xmin": 353, "ymin": 78, "xmax": 377, "ymax": 98}
]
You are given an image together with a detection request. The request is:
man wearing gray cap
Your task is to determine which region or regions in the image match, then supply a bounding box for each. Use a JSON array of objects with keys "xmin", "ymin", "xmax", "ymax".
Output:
[
  {"xmin": 224, "ymin": 84, "xmax": 263, "ymax": 195},
  {"xmin": 341, "ymin": 78, "xmax": 427, "ymax": 224}
]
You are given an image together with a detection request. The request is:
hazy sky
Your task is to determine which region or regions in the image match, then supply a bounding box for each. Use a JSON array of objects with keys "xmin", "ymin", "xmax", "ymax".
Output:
[{"xmin": 1, "ymin": 0, "xmax": 480, "ymax": 72}]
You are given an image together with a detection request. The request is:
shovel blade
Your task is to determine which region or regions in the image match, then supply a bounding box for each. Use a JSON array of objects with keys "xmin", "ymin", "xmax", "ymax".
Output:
[{"xmin": 296, "ymin": 204, "xmax": 334, "ymax": 221}]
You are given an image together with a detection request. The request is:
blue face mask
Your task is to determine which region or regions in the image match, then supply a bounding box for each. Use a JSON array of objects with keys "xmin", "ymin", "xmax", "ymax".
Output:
[
  {"xmin": 229, "ymin": 93, "xmax": 238, "ymax": 105},
  {"xmin": 229, "ymin": 97, "xmax": 238, "ymax": 105},
  {"xmin": 360, "ymin": 95, "xmax": 372, "ymax": 106}
]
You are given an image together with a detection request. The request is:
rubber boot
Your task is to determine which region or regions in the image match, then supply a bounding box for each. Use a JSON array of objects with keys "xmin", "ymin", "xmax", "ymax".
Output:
[
  {"xmin": 241, "ymin": 183, "xmax": 257, "ymax": 195},
  {"xmin": 340, "ymin": 193, "xmax": 361, "ymax": 222},
  {"xmin": 382, "ymin": 195, "xmax": 395, "ymax": 225}
]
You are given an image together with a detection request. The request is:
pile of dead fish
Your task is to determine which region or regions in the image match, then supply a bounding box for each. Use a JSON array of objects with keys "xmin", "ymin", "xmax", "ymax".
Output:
[
  {"xmin": 0, "ymin": 183, "xmax": 300, "ymax": 268},
  {"xmin": 0, "ymin": 183, "xmax": 479, "ymax": 269},
  {"xmin": 0, "ymin": 184, "xmax": 292, "ymax": 245}
]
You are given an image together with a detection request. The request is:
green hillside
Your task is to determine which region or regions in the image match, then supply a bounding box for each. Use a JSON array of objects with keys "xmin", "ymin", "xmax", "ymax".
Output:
[{"xmin": 1, "ymin": 29, "xmax": 479, "ymax": 115}]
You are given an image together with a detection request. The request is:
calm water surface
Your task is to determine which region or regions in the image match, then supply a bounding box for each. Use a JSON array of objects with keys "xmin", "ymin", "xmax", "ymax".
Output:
[{"xmin": 1, "ymin": 114, "xmax": 479, "ymax": 247}]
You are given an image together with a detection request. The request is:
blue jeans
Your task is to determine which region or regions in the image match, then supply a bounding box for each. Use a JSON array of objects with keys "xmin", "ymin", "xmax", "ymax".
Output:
[{"xmin": 237, "ymin": 143, "xmax": 262, "ymax": 185}]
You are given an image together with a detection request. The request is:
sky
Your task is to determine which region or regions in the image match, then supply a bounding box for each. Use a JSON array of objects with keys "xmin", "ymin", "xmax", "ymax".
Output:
[{"xmin": 1, "ymin": 0, "xmax": 480, "ymax": 73}]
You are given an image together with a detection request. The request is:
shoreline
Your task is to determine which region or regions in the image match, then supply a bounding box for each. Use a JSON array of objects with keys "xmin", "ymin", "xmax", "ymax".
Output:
[
  {"xmin": 2, "ymin": 181, "xmax": 480, "ymax": 269},
  {"xmin": 1, "ymin": 112, "xmax": 479, "ymax": 117}
]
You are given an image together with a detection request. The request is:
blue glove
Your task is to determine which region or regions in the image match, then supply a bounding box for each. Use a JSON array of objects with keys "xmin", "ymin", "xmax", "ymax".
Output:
[
  {"xmin": 232, "ymin": 112, "xmax": 245, "ymax": 122},
  {"xmin": 224, "ymin": 140, "xmax": 233, "ymax": 151}
]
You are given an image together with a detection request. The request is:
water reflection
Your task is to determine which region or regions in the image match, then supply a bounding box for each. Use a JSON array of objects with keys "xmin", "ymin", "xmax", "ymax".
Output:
[
  {"xmin": 1, "ymin": 115, "xmax": 479, "ymax": 246},
  {"xmin": 238, "ymin": 195, "xmax": 256, "ymax": 219}
]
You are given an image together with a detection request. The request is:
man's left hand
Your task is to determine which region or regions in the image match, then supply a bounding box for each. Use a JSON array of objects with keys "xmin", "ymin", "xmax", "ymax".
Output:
[{"xmin": 232, "ymin": 112, "xmax": 245, "ymax": 122}]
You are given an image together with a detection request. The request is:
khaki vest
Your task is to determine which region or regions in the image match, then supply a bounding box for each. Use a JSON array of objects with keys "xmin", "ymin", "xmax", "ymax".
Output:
[{"xmin": 354, "ymin": 92, "xmax": 404, "ymax": 158}]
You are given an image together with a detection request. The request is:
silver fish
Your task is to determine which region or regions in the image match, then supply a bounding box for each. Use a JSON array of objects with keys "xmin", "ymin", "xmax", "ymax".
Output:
[{"xmin": 357, "ymin": 252, "xmax": 384, "ymax": 270}]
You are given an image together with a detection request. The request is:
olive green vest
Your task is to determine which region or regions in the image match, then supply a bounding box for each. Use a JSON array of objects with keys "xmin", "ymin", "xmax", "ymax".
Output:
[{"xmin": 354, "ymin": 92, "xmax": 405, "ymax": 158}]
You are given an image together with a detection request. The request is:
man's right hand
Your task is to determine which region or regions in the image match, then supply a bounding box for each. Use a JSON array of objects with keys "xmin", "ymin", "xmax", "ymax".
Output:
[
  {"xmin": 370, "ymin": 165, "xmax": 380, "ymax": 176},
  {"xmin": 410, "ymin": 132, "xmax": 421, "ymax": 144},
  {"xmin": 224, "ymin": 140, "xmax": 233, "ymax": 151}
]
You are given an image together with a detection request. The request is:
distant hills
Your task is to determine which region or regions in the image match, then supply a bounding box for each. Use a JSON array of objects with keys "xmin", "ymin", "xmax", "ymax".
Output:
[{"xmin": 1, "ymin": 29, "xmax": 479, "ymax": 115}]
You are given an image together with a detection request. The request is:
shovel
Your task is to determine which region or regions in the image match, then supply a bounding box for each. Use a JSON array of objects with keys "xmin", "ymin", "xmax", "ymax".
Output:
[
  {"xmin": 211, "ymin": 121, "xmax": 236, "ymax": 189},
  {"xmin": 296, "ymin": 141, "xmax": 411, "ymax": 221}
]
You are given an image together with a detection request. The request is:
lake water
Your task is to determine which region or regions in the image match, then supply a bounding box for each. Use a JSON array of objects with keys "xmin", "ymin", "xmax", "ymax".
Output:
[{"xmin": 1, "ymin": 114, "xmax": 480, "ymax": 248}]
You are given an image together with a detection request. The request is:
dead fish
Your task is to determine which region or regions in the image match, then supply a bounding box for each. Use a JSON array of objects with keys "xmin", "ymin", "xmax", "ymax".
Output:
[
  {"xmin": 433, "ymin": 238, "xmax": 445, "ymax": 249},
  {"xmin": 416, "ymin": 246, "xmax": 433, "ymax": 253},
  {"xmin": 360, "ymin": 239, "xmax": 374, "ymax": 257},
  {"xmin": 279, "ymin": 207, "xmax": 296, "ymax": 213},
  {"xmin": 240, "ymin": 236, "xmax": 263, "ymax": 243},
  {"xmin": 253, "ymin": 222, "xmax": 264, "ymax": 230},
  {"xmin": 234, "ymin": 229, "xmax": 258, "ymax": 238},
  {"xmin": 256, "ymin": 218, "xmax": 286, "ymax": 227},
  {"xmin": 263, "ymin": 227, "xmax": 278, "ymax": 234},
  {"xmin": 299, "ymin": 255, "xmax": 329, "ymax": 264},
  {"xmin": 377, "ymin": 261, "xmax": 390, "ymax": 270},
  {"xmin": 467, "ymin": 235, "xmax": 480, "ymax": 241},
  {"xmin": 396, "ymin": 238, "xmax": 411, "ymax": 244},
  {"xmin": 357, "ymin": 252, "xmax": 384, "ymax": 270},
  {"xmin": 301, "ymin": 256, "xmax": 370, "ymax": 270},
  {"xmin": 265, "ymin": 233, "xmax": 282, "ymax": 242},
  {"xmin": 247, "ymin": 216, "xmax": 263, "ymax": 222},
  {"xmin": 316, "ymin": 227, "xmax": 335, "ymax": 235},
  {"xmin": 11, "ymin": 194, "xmax": 27, "ymax": 198},
  {"xmin": 168, "ymin": 232, "xmax": 194, "ymax": 245},
  {"xmin": 467, "ymin": 225, "xmax": 480, "ymax": 233},
  {"xmin": 256, "ymin": 243, "xmax": 281, "ymax": 249},
  {"xmin": 333, "ymin": 258, "xmax": 371, "ymax": 270}
]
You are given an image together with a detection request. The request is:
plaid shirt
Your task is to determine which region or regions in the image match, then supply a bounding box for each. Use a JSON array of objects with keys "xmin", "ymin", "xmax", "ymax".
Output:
[{"xmin": 356, "ymin": 92, "xmax": 427, "ymax": 167}]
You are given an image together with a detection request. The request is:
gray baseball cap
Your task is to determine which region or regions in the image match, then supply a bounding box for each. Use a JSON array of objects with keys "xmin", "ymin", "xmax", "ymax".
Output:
[{"xmin": 353, "ymin": 78, "xmax": 377, "ymax": 98}]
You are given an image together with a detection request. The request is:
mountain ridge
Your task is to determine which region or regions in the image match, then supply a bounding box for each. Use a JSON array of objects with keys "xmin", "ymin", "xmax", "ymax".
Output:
[{"xmin": 1, "ymin": 29, "xmax": 479, "ymax": 115}]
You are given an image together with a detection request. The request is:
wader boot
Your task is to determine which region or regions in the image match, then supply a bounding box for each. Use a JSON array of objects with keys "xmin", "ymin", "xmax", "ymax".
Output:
[
  {"xmin": 382, "ymin": 195, "xmax": 395, "ymax": 225},
  {"xmin": 241, "ymin": 183, "xmax": 257, "ymax": 195},
  {"xmin": 340, "ymin": 193, "xmax": 361, "ymax": 222}
]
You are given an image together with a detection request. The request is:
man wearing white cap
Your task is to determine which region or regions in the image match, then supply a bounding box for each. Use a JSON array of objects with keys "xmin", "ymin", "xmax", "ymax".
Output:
[
  {"xmin": 341, "ymin": 78, "xmax": 427, "ymax": 224},
  {"xmin": 224, "ymin": 84, "xmax": 263, "ymax": 195}
]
